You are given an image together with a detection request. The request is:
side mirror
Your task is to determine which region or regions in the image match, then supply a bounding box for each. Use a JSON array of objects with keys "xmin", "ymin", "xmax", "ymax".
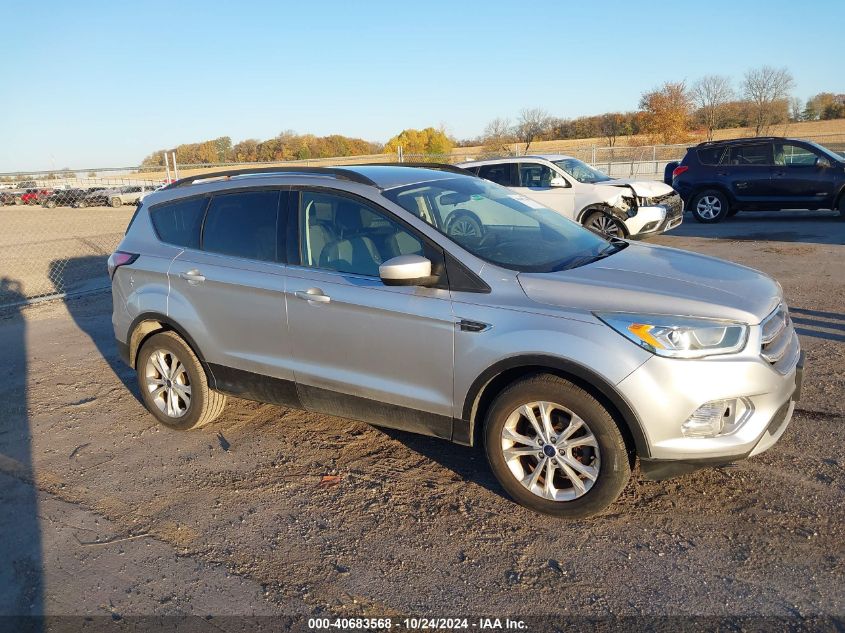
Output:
[
  {"xmin": 379, "ymin": 255, "xmax": 437, "ymax": 287},
  {"xmin": 816, "ymin": 157, "xmax": 831, "ymax": 169},
  {"xmin": 550, "ymin": 176, "xmax": 569, "ymax": 188}
]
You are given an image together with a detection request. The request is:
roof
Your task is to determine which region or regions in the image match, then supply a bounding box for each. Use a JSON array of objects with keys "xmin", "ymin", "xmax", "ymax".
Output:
[
  {"xmin": 696, "ymin": 136, "xmax": 790, "ymax": 147},
  {"xmin": 460, "ymin": 154, "xmax": 576, "ymax": 166},
  {"xmin": 162, "ymin": 164, "xmax": 469, "ymax": 192}
]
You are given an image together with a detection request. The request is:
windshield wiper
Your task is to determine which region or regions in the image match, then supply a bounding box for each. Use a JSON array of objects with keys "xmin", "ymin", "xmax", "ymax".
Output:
[{"xmin": 555, "ymin": 238, "xmax": 628, "ymax": 271}]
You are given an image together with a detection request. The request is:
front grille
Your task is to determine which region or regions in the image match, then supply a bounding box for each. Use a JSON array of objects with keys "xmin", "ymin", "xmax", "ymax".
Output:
[
  {"xmin": 648, "ymin": 192, "xmax": 683, "ymax": 219},
  {"xmin": 760, "ymin": 303, "xmax": 800, "ymax": 374}
]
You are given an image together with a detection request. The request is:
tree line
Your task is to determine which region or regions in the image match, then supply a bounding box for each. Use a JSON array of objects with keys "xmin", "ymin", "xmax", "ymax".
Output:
[{"xmin": 138, "ymin": 65, "xmax": 843, "ymax": 167}]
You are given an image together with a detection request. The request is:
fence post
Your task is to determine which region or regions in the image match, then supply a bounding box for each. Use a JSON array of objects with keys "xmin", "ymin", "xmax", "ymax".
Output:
[
  {"xmin": 164, "ymin": 153, "xmax": 171, "ymax": 182},
  {"xmin": 171, "ymin": 152, "xmax": 179, "ymax": 180}
]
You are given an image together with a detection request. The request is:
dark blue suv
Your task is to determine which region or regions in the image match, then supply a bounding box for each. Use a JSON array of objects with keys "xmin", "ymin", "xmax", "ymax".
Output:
[{"xmin": 672, "ymin": 137, "xmax": 845, "ymax": 223}]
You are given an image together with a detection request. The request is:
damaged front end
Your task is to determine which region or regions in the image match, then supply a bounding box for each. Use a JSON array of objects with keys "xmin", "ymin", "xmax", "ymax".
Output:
[{"xmin": 608, "ymin": 186, "xmax": 683, "ymax": 238}]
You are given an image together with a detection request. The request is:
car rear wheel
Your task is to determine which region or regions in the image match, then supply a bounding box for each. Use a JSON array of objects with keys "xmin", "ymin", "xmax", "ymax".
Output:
[
  {"xmin": 583, "ymin": 210, "xmax": 625, "ymax": 238},
  {"xmin": 77, "ymin": 200, "xmax": 87, "ymax": 208},
  {"xmin": 45, "ymin": 200, "xmax": 56, "ymax": 209},
  {"xmin": 837, "ymin": 196, "xmax": 845, "ymax": 218},
  {"xmin": 136, "ymin": 331, "xmax": 227, "ymax": 431},
  {"xmin": 110, "ymin": 197, "xmax": 122, "ymax": 208},
  {"xmin": 484, "ymin": 374, "xmax": 631, "ymax": 518},
  {"xmin": 690, "ymin": 190, "xmax": 729, "ymax": 223},
  {"xmin": 445, "ymin": 211, "xmax": 484, "ymax": 239}
]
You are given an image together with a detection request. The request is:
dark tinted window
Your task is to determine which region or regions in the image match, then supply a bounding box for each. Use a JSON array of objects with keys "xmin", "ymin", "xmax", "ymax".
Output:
[
  {"xmin": 697, "ymin": 146, "xmax": 725, "ymax": 165},
  {"xmin": 478, "ymin": 163, "xmax": 515, "ymax": 186},
  {"xmin": 726, "ymin": 144, "xmax": 772, "ymax": 166},
  {"xmin": 202, "ymin": 190, "xmax": 280, "ymax": 262},
  {"xmin": 150, "ymin": 197, "xmax": 207, "ymax": 248}
]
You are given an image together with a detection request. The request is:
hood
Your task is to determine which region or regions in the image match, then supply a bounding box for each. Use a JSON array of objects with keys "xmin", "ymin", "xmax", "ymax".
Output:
[
  {"xmin": 605, "ymin": 178, "xmax": 674, "ymax": 198},
  {"xmin": 518, "ymin": 242, "xmax": 780, "ymax": 324}
]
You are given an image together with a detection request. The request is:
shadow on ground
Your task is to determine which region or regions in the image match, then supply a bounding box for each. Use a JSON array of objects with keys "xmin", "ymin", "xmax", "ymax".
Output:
[
  {"xmin": 0, "ymin": 277, "xmax": 43, "ymax": 627},
  {"xmin": 666, "ymin": 210, "xmax": 844, "ymax": 245}
]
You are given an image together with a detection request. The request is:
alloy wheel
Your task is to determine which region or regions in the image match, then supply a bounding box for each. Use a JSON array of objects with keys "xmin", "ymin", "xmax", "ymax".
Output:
[
  {"xmin": 448, "ymin": 217, "xmax": 481, "ymax": 237},
  {"xmin": 587, "ymin": 214, "xmax": 622, "ymax": 237},
  {"xmin": 696, "ymin": 195, "xmax": 722, "ymax": 220},
  {"xmin": 500, "ymin": 401, "xmax": 601, "ymax": 502},
  {"xmin": 145, "ymin": 349, "xmax": 192, "ymax": 418}
]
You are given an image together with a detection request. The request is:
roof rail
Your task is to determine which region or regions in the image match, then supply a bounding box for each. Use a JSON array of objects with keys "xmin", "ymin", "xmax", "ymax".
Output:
[
  {"xmin": 698, "ymin": 136, "xmax": 786, "ymax": 147},
  {"xmin": 162, "ymin": 166, "xmax": 378, "ymax": 190},
  {"xmin": 355, "ymin": 162, "xmax": 472, "ymax": 175}
]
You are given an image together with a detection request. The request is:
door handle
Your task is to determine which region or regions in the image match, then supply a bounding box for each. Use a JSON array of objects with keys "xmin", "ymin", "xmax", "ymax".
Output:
[
  {"xmin": 179, "ymin": 269, "xmax": 205, "ymax": 284},
  {"xmin": 294, "ymin": 288, "xmax": 331, "ymax": 303},
  {"xmin": 716, "ymin": 171, "xmax": 728, "ymax": 176}
]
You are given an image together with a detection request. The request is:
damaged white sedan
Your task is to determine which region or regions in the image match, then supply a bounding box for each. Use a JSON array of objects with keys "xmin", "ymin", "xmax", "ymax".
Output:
[{"xmin": 460, "ymin": 155, "xmax": 683, "ymax": 238}]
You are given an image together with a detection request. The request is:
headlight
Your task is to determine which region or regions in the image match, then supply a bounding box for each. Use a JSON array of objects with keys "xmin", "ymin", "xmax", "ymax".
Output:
[{"xmin": 595, "ymin": 313, "xmax": 748, "ymax": 358}]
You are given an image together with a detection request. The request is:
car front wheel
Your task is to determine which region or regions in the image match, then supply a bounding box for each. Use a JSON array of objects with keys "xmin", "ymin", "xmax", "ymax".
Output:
[
  {"xmin": 136, "ymin": 331, "xmax": 227, "ymax": 430},
  {"xmin": 583, "ymin": 210, "xmax": 625, "ymax": 238},
  {"xmin": 484, "ymin": 374, "xmax": 631, "ymax": 518},
  {"xmin": 690, "ymin": 190, "xmax": 729, "ymax": 223},
  {"xmin": 110, "ymin": 197, "xmax": 122, "ymax": 208}
]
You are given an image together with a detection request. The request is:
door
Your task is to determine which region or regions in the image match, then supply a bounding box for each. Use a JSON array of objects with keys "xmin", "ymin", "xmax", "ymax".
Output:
[
  {"xmin": 511, "ymin": 161, "xmax": 577, "ymax": 219},
  {"xmin": 167, "ymin": 188, "xmax": 298, "ymax": 404},
  {"xmin": 284, "ymin": 189, "xmax": 455, "ymax": 439},
  {"xmin": 719, "ymin": 143, "xmax": 775, "ymax": 206},
  {"xmin": 770, "ymin": 141, "xmax": 836, "ymax": 208}
]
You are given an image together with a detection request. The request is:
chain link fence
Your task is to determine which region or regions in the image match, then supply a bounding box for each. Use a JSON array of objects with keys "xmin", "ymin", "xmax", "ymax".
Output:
[{"xmin": 2, "ymin": 133, "xmax": 844, "ymax": 308}]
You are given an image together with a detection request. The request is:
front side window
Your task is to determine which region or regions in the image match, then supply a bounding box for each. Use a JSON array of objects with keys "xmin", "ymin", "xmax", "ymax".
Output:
[
  {"xmin": 299, "ymin": 191, "xmax": 424, "ymax": 277},
  {"xmin": 726, "ymin": 144, "xmax": 772, "ymax": 166},
  {"xmin": 478, "ymin": 163, "xmax": 516, "ymax": 187},
  {"xmin": 518, "ymin": 163, "xmax": 556, "ymax": 187},
  {"xmin": 383, "ymin": 176, "xmax": 616, "ymax": 273},
  {"xmin": 202, "ymin": 190, "xmax": 280, "ymax": 262},
  {"xmin": 150, "ymin": 196, "xmax": 207, "ymax": 249},
  {"xmin": 774, "ymin": 143, "xmax": 820, "ymax": 166},
  {"xmin": 553, "ymin": 158, "xmax": 612, "ymax": 184}
]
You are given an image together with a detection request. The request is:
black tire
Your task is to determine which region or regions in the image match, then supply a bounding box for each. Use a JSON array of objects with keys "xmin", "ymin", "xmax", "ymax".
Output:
[
  {"xmin": 445, "ymin": 210, "xmax": 484, "ymax": 239},
  {"xmin": 690, "ymin": 189, "xmax": 729, "ymax": 223},
  {"xmin": 77, "ymin": 200, "xmax": 87, "ymax": 208},
  {"xmin": 582, "ymin": 210, "xmax": 625, "ymax": 238},
  {"xmin": 136, "ymin": 331, "xmax": 226, "ymax": 431},
  {"xmin": 483, "ymin": 374, "xmax": 631, "ymax": 519},
  {"xmin": 45, "ymin": 200, "xmax": 56, "ymax": 209},
  {"xmin": 727, "ymin": 208, "xmax": 740, "ymax": 217},
  {"xmin": 838, "ymin": 196, "xmax": 845, "ymax": 218},
  {"xmin": 110, "ymin": 197, "xmax": 122, "ymax": 208}
]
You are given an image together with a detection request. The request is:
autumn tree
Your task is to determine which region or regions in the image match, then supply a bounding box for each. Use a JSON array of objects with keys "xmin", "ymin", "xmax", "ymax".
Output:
[
  {"xmin": 804, "ymin": 92, "xmax": 845, "ymax": 120},
  {"xmin": 384, "ymin": 127, "xmax": 454, "ymax": 156},
  {"xmin": 690, "ymin": 75, "xmax": 734, "ymax": 140},
  {"xmin": 638, "ymin": 81, "xmax": 692, "ymax": 144},
  {"xmin": 742, "ymin": 66, "xmax": 794, "ymax": 135},
  {"xmin": 515, "ymin": 108, "xmax": 552, "ymax": 153}
]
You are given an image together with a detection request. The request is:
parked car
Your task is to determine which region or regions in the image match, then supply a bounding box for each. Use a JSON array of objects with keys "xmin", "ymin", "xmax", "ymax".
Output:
[
  {"xmin": 77, "ymin": 187, "xmax": 119, "ymax": 208},
  {"xmin": 672, "ymin": 137, "xmax": 845, "ymax": 223},
  {"xmin": 460, "ymin": 155, "xmax": 683, "ymax": 238},
  {"xmin": 20, "ymin": 188, "xmax": 52, "ymax": 205},
  {"xmin": 0, "ymin": 191, "xmax": 21, "ymax": 205},
  {"xmin": 41, "ymin": 188, "xmax": 88, "ymax": 208},
  {"xmin": 109, "ymin": 165, "xmax": 803, "ymax": 518}
]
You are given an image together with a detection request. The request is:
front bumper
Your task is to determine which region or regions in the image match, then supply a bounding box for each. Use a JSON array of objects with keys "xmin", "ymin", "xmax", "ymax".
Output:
[
  {"xmin": 618, "ymin": 341, "xmax": 804, "ymax": 477},
  {"xmin": 623, "ymin": 197, "xmax": 684, "ymax": 237}
]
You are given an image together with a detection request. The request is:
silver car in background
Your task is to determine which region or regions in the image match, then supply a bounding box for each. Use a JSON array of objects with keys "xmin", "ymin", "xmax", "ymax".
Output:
[{"xmin": 109, "ymin": 165, "xmax": 803, "ymax": 518}]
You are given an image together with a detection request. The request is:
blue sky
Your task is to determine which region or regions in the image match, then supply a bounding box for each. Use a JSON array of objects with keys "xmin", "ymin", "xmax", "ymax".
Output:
[{"xmin": 1, "ymin": 0, "xmax": 842, "ymax": 171}]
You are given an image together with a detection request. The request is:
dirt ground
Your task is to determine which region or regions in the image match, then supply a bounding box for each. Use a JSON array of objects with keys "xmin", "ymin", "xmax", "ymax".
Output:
[{"xmin": 0, "ymin": 210, "xmax": 843, "ymax": 628}]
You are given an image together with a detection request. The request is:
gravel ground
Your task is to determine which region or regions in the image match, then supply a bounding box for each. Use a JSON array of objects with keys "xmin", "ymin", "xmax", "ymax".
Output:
[{"xmin": 0, "ymin": 210, "xmax": 843, "ymax": 628}]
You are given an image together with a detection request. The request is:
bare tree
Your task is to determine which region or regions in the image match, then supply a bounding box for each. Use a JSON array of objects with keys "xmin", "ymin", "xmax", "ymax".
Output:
[
  {"xmin": 789, "ymin": 96, "xmax": 804, "ymax": 122},
  {"xmin": 690, "ymin": 75, "xmax": 734, "ymax": 140},
  {"xmin": 481, "ymin": 117, "xmax": 515, "ymax": 156},
  {"xmin": 742, "ymin": 66, "xmax": 795, "ymax": 136},
  {"xmin": 599, "ymin": 113, "xmax": 626, "ymax": 147},
  {"xmin": 515, "ymin": 108, "xmax": 551, "ymax": 153}
]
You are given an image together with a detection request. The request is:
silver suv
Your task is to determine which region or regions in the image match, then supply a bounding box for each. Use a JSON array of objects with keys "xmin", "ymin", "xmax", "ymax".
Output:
[{"xmin": 109, "ymin": 165, "xmax": 804, "ymax": 518}]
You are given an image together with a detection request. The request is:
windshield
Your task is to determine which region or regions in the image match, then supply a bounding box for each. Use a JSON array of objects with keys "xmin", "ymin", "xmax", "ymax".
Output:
[
  {"xmin": 382, "ymin": 176, "xmax": 620, "ymax": 273},
  {"xmin": 553, "ymin": 158, "xmax": 613, "ymax": 184}
]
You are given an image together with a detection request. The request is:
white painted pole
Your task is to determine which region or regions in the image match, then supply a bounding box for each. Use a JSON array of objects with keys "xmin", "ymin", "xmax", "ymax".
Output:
[
  {"xmin": 164, "ymin": 152, "xmax": 171, "ymax": 182},
  {"xmin": 171, "ymin": 152, "xmax": 179, "ymax": 180}
]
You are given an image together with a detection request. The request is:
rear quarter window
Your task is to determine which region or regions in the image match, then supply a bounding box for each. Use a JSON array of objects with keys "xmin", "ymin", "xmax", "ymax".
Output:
[
  {"xmin": 149, "ymin": 196, "xmax": 207, "ymax": 248},
  {"xmin": 696, "ymin": 147, "xmax": 725, "ymax": 165}
]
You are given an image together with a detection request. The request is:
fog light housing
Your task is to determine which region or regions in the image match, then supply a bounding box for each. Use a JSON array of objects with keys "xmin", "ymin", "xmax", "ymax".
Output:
[{"xmin": 682, "ymin": 398, "xmax": 754, "ymax": 438}]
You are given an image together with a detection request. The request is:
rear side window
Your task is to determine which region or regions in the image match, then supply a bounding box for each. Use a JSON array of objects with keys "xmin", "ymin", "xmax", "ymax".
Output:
[
  {"xmin": 202, "ymin": 190, "xmax": 280, "ymax": 262},
  {"xmin": 726, "ymin": 143, "xmax": 772, "ymax": 166},
  {"xmin": 697, "ymin": 146, "xmax": 725, "ymax": 165},
  {"xmin": 478, "ymin": 163, "xmax": 516, "ymax": 187},
  {"xmin": 150, "ymin": 197, "xmax": 207, "ymax": 248}
]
